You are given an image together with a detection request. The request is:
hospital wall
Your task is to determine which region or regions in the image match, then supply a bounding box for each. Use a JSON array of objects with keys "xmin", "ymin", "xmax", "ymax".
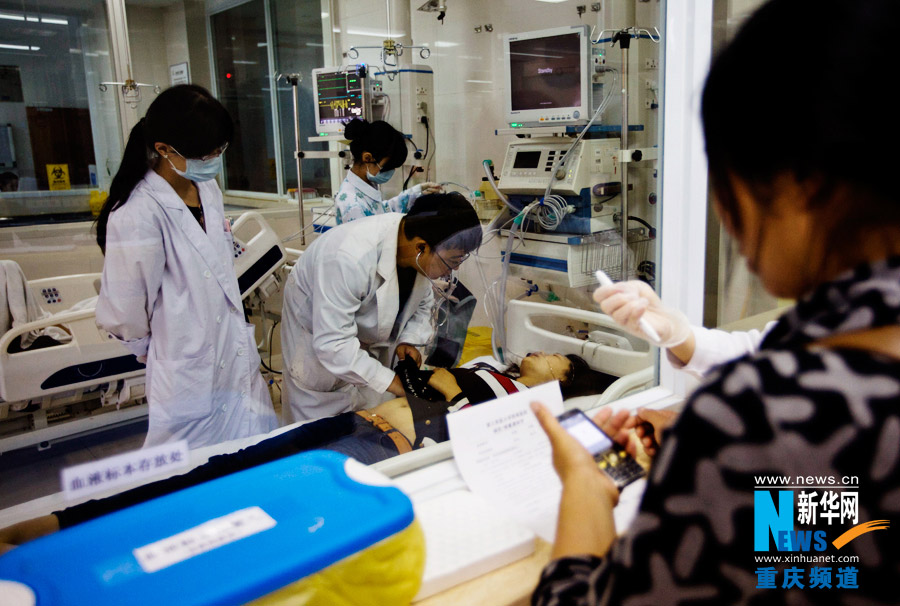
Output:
[
  {"xmin": 332, "ymin": 0, "xmax": 659, "ymax": 200},
  {"xmin": 333, "ymin": 0, "xmax": 660, "ymax": 327}
]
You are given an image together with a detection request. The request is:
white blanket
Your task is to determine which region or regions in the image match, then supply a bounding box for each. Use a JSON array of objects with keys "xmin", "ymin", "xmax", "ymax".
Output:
[{"xmin": 0, "ymin": 260, "xmax": 49, "ymax": 349}]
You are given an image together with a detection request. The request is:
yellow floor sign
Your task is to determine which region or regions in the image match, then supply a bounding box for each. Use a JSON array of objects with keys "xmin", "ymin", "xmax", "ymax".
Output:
[{"xmin": 47, "ymin": 164, "xmax": 71, "ymax": 190}]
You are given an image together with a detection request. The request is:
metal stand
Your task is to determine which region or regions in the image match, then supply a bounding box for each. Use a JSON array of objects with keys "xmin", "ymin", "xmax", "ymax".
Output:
[
  {"xmin": 279, "ymin": 73, "xmax": 306, "ymax": 245},
  {"xmin": 613, "ymin": 31, "xmax": 631, "ymax": 282},
  {"xmin": 594, "ymin": 26, "xmax": 661, "ymax": 281}
]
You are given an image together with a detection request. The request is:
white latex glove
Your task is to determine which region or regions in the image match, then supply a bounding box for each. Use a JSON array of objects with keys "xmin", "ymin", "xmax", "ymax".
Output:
[
  {"xmin": 418, "ymin": 182, "xmax": 443, "ymax": 195},
  {"xmin": 593, "ymin": 280, "xmax": 691, "ymax": 347}
]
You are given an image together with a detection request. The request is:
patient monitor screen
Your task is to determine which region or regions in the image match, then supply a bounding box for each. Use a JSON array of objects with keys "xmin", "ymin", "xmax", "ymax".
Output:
[
  {"xmin": 509, "ymin": 33, "xmax": 582, "ymax": 112},
  {"xmin": 512, "ymin": 151, "xmax": 541, "ymax": 169},
  {"xmin": 315, "ymin": 70, "xmax": 364, "ymax": 125}
]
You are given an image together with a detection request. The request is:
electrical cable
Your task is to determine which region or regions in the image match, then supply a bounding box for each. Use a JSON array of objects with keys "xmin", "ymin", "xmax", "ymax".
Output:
[
  {"xmin": 261, "ymin": 319, "xmax": 282, "ymax": 374},
  {"xmin": 627, "ymin": 215, "xmax": 656, "ymax": 238},
  {"xmin": 423, "ymin": 116, "xmax": 436, "ymax": 181},
  {"xmin": 439, "ymin": 181, "xmax": 473, "ymax": 193},
  {"xmin": 480, "ymin": 68, "xmax": 620, "ymax": 361}
]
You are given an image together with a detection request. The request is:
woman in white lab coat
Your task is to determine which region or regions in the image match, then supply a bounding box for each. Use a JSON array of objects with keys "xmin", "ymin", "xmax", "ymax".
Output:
[
  {"xmin": 95, "ymin": 85, "xmax": 278, "ymax": 449},
  {"xmin": 281, "ymin": 193, "xmax": 482, "ymax": 423},
  {"xmin": 334, "ymin": 118, "xmax": 441, "ymax": 225}
]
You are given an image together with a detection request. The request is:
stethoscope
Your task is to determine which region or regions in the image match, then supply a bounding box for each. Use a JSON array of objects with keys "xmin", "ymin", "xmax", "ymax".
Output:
[
  {"xmin": 380, "ymin": 249, "xmax": 461, "ymax": 363},
  {"xmin": 415, "ymin": 249, "xmax": 459, "ymax": 334}
]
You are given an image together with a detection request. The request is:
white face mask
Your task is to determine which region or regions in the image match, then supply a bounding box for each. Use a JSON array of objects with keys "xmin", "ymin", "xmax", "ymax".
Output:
[
  {"xmin": 166, "ymin": 155, "xmax": 223, "ymax": 182},
  {"xmin": 164, "ymin": 144, "xmax": 227, "ymax": 182}
]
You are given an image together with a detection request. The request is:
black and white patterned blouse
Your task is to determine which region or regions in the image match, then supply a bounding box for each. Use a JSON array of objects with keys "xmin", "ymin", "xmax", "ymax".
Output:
[{"xmin": 533, "ymin": 257, "xmax": 900, "ymax": 605}]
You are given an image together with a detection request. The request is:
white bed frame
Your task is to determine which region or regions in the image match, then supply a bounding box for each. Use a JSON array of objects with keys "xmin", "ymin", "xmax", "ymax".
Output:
[
  {"xmin": 0, "ymin": 212, "xmax": 287, "ymax": 453},
  {"xmin": 505, "ymin": 299, "xmax": 655, "ymax": 407}
]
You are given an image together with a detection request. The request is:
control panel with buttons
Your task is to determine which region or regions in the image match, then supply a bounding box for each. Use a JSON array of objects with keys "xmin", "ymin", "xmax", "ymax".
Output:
[
  {"xmin": 41, "ymin": 287, "xmax": 63, "ymax": 305},
  {"xmin": 233, "ymin": 239, "xmax": 247, "ymax": 259},
  {"xmin": 498, "ymin": 137, "xmax": 621, "ymax": 196}
]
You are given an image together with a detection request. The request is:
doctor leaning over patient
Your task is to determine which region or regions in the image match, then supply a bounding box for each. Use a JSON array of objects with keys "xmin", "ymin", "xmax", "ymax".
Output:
[
  {"xmin": 94, "ymin": 85, "xmax": 278, "ymax": 449},
  {"xmin": 281, "ymin": 193, "xmax": 482, "ymax": 423}
]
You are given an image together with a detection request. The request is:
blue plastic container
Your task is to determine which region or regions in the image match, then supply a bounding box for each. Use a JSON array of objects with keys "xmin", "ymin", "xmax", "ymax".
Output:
[{"xmin": 0, "ymin": 450, "xmax": 414, "ymax": 605}]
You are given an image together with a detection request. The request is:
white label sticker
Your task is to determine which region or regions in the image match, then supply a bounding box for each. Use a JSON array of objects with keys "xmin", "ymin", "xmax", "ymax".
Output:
[
  {"xmin": 133, "ymin": 506, "xmax": 276, "ymax": 573},
  {"xmin": 60, "ymin": 440, "xmax": 190, "ymax": 502}
]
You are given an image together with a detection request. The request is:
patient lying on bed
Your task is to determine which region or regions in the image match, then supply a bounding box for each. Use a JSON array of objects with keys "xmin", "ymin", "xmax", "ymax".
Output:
[{"xmin": 0, "ymin": 353, "xmax": 614, "ymax": 553}]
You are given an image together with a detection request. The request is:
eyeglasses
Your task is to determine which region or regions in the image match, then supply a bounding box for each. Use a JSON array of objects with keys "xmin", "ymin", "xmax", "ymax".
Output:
[
  {"xmin": 435, "ymin": 250, "xmax": 470, "ymax": 272},
  {"xmin": 170, "ymin": 142, "xmax": 229, "ymax": 162}
]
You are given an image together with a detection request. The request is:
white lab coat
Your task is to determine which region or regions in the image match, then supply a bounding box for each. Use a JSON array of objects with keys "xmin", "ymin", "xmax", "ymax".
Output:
[
  {"xmin": 96, "ymin": 171, "xmax": 277, "ymax": 449},
  {"xmin": 334, "ymin": 171, "xmax": 425, "ymax": 225},
  {"xmin": 281, "ymin": 213, "xmax": 435, "ymax": 422},
  {"xmin": 669, "ymin": 322, "xmax": 776, "ymax": 379}
]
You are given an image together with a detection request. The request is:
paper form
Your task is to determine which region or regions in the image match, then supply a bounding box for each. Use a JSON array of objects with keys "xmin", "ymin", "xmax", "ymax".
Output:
[{"xmin": 446, "ymin": 381, "xmax": 565, "ymax": 542}]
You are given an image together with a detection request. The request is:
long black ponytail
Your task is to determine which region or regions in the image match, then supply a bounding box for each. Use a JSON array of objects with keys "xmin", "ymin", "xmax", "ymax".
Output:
[
  {"xmin": 95, "ymin": 84, "xmax": 233, "ymax": 252},
  {"xmin": 95, "ymin": 120, "xmax": 149, "ymax": 253}
]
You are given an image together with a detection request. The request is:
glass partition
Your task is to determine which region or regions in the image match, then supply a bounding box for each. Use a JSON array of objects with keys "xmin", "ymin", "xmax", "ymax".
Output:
[
  {"xmin": 209, "ymin": 0, "xmax": 331, "ymax": 198},
  {"xmin": 270, "ymin": 0, "xmax": 330, "ymax": 196},
  {"xmin": 0, "ymin": 0, "xmax": 121, "ymax": 226},
  {"xmin": 0, "ymin": 0, "xmax": 674, "ymax": 501},
  {"xmin": 704, "ymin": 0, "xmax": 786, "ymax": 329},
  {"xmin": 209, "ymin": 0, "xmax": 278, "ymax": 193}
]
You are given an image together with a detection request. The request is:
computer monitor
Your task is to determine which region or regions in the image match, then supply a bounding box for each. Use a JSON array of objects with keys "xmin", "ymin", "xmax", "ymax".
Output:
[
  {"xmin": 503, "ymin": 25, "xmax": 591, "ymax": 128},
  {"xmin": 312, "ymin": 65, "xmax": 369, "ymax": 134}
]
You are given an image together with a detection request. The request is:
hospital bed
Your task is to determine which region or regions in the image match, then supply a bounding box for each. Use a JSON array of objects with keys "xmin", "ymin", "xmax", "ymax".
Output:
[
  {"xmin": 0, "ymin": 212, "xmax": 287, "ymax": 453},
  {"xmin": 0, "ymin": 298, "xmax": 659, "ymax": 602},
  {"xmin": 505, "ymin": 298, "xmax": 655, "ymax": 405}
]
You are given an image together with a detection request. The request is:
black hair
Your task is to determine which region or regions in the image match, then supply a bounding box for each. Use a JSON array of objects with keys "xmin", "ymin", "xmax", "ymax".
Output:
[
  {"xmin": 508, "ymin": 353, "xmax": 617, "ymax": 399},
  {"xmin": 402, "ymin": 192, "xmax": 482, "ymax": 254},
  {"xmin": 0, "ymin": 172, "xmax": 18, "ymax": 191},
  {"xmin": 343, "ymin": 118, "xmax": 409, "ymax": 171},
  {"xmin": 560, "ymin": 354, "xmax": 618, "ymax": 399},
  {"xmin": 95, "ymin": 84, "xmax": 233, "ymax": 252},
  {"xmin": 701, "ymin": 0, "xmax": 900, "ymax": 262}
]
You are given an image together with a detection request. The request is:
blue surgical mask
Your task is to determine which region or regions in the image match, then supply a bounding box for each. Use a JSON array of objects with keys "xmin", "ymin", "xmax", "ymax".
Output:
[
  {"xmin": 367, "ymin": 167, "xmax": 395, "ymax": 185},
  {"xmin": 167, "ymin": 155, "xmax": 223, "ymax": 182}
]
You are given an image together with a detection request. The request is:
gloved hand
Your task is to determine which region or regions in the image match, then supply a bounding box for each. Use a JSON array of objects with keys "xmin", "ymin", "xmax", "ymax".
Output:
[
  {"xmin": 417, "ymin": 182, "xmax": 443, "ymax": 195},
  {"xmin": 593, "ymin": 280, "xmax": 691, "ymax": 348}
]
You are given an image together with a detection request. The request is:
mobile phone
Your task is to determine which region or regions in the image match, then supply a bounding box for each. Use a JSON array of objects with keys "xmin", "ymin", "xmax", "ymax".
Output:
[{"xmin": 557, "ymin": 409, "xmax": 646, "ymax": 489}]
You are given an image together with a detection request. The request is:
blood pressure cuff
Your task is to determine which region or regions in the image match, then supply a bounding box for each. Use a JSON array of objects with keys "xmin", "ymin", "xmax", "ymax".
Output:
[
  {"xmin": 1, "ymin": 451, "xmax": 425, "ymax": 606},
  {"xmin": 393, "ymin": 357, "xmax": 443, "ymax": 401},
  {"xmin": 405, "ymin": 392, "xmax": 451, "ymax": 448}
]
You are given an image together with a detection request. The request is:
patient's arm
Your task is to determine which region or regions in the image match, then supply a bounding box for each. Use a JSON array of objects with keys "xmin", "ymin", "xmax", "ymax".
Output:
[
  {"xmin": 0, "ymin": 514, "xmax": 60, "ymax": 555},
  {"xmin": 426, "ymin": 368, "xmax": 462, "ymax": 401}
]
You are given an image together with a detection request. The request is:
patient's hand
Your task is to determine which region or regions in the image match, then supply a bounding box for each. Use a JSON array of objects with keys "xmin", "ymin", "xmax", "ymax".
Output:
[{"xmin": 427, "ymin": 368, "xmax": 462, "ymax": 401}]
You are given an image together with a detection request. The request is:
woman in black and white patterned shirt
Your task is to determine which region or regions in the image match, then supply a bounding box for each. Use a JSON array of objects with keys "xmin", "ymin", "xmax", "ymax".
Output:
[{"xmin": 531, "ymin": 1, "xmax": 900, "ymax": 604}]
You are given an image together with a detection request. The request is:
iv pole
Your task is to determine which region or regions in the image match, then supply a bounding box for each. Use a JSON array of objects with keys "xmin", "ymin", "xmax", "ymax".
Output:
[{"xmin": 279, "ymin": 73, "xmax": 306, "ymax": 245}]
